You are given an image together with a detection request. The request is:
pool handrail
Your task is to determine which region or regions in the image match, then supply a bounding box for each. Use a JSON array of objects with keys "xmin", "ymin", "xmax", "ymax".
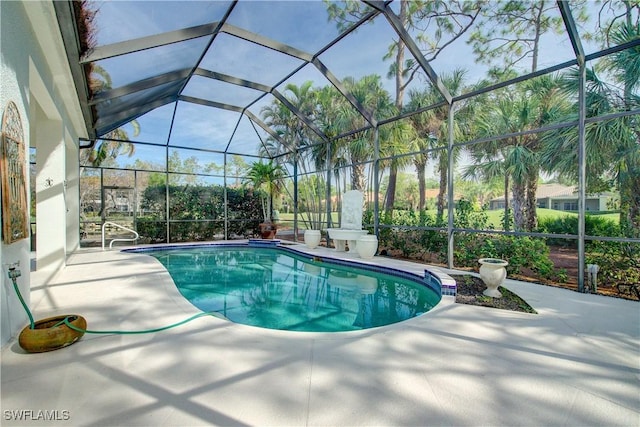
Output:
[{"xmin": 102, "ymin": 221, "xmax": 139, "ymax": 250}]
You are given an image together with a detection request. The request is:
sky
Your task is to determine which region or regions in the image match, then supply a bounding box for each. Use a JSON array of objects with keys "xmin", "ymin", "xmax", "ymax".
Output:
[{"xmin": 87, "ymin": 0, "xmax": 614, "ymax": 175}]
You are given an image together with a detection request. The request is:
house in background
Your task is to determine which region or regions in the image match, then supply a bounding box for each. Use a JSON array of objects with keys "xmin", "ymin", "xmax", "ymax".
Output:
[{"xmin": 489, "ymin": 183, "xmax": 615, "ymax": 212}]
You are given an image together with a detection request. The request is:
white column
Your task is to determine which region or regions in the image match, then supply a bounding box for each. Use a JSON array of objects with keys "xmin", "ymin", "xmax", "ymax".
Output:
[
  {"xmin": 35, "ymin": 111, "xmax": 65, "ymax": 273},
  {"xmin": 65, "ymin": 130, "xmax": 79, "ymax": 252}
]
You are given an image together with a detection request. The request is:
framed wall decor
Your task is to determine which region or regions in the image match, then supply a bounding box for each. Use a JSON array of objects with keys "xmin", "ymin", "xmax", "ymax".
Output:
[{"xmin": 1, "ymin": 101, "xmax": 29, "ymax": 244}]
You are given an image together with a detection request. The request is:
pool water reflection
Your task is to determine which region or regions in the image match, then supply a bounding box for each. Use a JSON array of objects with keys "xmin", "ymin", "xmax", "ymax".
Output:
[{"xmin": 150, "ymin": 246, "xmax": 440, "ymax": 332}]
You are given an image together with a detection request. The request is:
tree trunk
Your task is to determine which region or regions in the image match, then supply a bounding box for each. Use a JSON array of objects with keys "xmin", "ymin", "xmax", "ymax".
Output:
[
  {"xmin": 619, "ymin": 166, "xmax": 640, "ymax": 238},
  {"xmin": 415, "ymin": 158, "xmax": 426, "ymax": 211},
  {"xmin": 512, "ymin": 180, "xmax": 527, "ymax": 232},
  {"xmin": 503, "ymin": 174, "xmax": 510, "ymax": 231},
  {"xmin": 351, "ymin": 164, "xmax": 367, "ymax": 192},
  {"xmin": 525, "ymin": 167, "xmax": 539, "ymax": 231},
  {"xmin": 531, "ymin": 1, "xmax": 544, "ymax": 73},
  {"xmin": 385, "ymin": 163, "xmax": 398, "ymax": 213},
  {"xmin": 385, "ymin": 0, "xmax": 409, "ymax": 217},
  {"xmin": 620, "ymin": 11, "xmax": 638, "ymax": 238},
  {"xmin": 436, "ymin": 152, "xmax": 447, "ymax": 222}
]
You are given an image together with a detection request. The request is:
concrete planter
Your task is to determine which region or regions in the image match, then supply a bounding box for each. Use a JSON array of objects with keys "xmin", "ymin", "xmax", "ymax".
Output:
[
  {"xmin": 478, "ymin": 258, "xmax": 508, "ymax": 298},
  {"xmin": 304, "ymin": 230, "xmax": 321, "ymax": 249},
  {"xmin": 356, "ymin": 235, "xmax": 378, "ymax": 259}
]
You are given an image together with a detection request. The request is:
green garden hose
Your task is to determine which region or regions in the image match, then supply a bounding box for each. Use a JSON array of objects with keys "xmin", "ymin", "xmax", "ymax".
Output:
[
  {"xmin": 9, "ymin": 267, "xmax": 35, "ymax": 329},
  {"xmin": 8, "ymin": 267, "xmax": 220, "ymax": 337},
  {"xmin": 59, "ymin": 311, "xmax": 219, "ymax": 335}
]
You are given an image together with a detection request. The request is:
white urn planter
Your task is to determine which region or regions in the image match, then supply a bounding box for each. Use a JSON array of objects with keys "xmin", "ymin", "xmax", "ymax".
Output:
[
  {"xmin": 356, "ymin": 235, "xmax": 378, "ymax": 259},
  {"xmin": 304, "ymin": 230, "xmax": 321, "ymax": 249},
  {"xmin": 478, "ymin": 258, "xmax": 508, "ymax": 298}
]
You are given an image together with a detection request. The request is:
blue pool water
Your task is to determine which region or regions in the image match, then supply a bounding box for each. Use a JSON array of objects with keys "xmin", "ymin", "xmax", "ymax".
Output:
[{"xmin": 142, "ymin": 245, "xmax": 441, "ymax": 332}]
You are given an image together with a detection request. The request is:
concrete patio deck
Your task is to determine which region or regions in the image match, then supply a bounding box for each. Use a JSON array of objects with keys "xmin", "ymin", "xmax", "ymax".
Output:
[{"xmin": 2, "ymin": 243, "xmax": 639, "ymax": 426}]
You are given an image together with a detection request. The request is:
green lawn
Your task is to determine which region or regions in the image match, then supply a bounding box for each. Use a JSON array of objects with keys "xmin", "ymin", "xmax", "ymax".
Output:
[
  {"xmin": 279, "ymin": 212, "xmax": 338, "ymax": 224},
  {"xmin": 482, "ymin": 208, "xmax": 602, "ymax": 229},
  {"xmin": 280, "ymin": 208, "xmax": 619, "ymax": 230}
]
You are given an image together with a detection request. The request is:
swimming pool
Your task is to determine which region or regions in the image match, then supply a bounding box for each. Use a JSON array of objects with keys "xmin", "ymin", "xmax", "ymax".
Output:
[{"xmin": 130, "ymin": 244, "xmax": 441, "ymax": 332}]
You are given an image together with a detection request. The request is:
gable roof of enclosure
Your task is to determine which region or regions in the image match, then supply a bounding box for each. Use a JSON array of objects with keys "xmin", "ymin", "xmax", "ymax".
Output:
[{"xmin": 53, "ymin": 0, "xmax": 625, "ymax": 160}]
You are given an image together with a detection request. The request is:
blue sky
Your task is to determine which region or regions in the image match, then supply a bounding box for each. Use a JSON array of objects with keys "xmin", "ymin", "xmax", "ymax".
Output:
[{"xmin": 90, "ymin": 0, "xmax": 610, "ymax": 173}]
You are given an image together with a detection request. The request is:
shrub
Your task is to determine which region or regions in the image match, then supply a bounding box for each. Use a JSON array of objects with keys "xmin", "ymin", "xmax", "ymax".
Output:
[
  {"xmin": 455, "ymin": 199, "xmax": 492, "ymax": 230},
  {"xmin": 453, "ymin": 234, "xmax": 556, "ymax": 280},
  {"xmin": 136, "ymin": 218, "xmax": 166, "ymax": 244},
  {"xmin": 377, "ymin": 203, "xmax": 560, "ymax": 283},
  {"xmin": 539, "ymin": 214, "xmax": 620, "ymax": 248},
  {"xmin": 138, "ymin": 184, "xmax": 262, "ymax": 243},
  {"xmin": 586, "ymin": 240, "xmax": 640, "ymax": 286}
]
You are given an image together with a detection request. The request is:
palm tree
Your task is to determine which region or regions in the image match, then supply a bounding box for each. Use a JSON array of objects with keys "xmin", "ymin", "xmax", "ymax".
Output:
[
  {"xmin": 404, "ymin": 100, "xmax": 440, "ymax": 213},
  {"xmin": 377, "ymin": 119, "xmax": 417, "ymax": 211},
  {"xmin": 244, "ymin": 161, "xmax": 286, "ymax": 225},
  {"xmin": 311, "ymin": 75, "xmax": 398, "ymax": 196},
  {"xmin": 260, "ymin": 81, "xmax": 328, "ymax": 229},
  {"xmin": 463, "ymin": 148, "xmax": 511, "ymax": 229},
  {"xmin": 521, "ymin": 75, "xmax": 571, "ymax": 230},
  {"xmin": 601, "ymin": 21, "xmax": 640, "ymax": 237},
  {"xmin": 469, "ymin": 74, "xmax": 569, "ymax": 232},
  {"xmin": 542, "ymin": 22, "xmax": 640, "ymax": 237},
  {"xmin": 406, "ymin": 69, "xmax": 470, "ymax": 221},
  {"xmin": 473, "ymin": 89, "xmax": 540, "ymax": 232},
  {"xmin": 335, "ymin": 75, "xmax": 397, "ymax": 192},
  {"xmin": 82, "ymin": 64, "xmax": 139, "ymax": 166}
]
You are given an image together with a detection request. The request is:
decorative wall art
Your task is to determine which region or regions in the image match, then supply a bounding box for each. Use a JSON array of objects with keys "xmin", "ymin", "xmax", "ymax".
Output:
[{"xmin": 1, "ymin": 101, "xmax": 29, "ymax": 244}]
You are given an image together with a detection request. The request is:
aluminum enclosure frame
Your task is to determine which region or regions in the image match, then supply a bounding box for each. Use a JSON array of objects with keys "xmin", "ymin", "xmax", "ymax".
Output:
[{"xmin": 54, "ymin": 0, "xmax": 640, "ymax": 292}]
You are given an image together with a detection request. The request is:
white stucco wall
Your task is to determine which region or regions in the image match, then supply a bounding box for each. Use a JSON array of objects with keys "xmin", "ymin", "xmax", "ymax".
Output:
[{"xmin": 1, "ymin": 1, "xmax": 86, "ymax": 346}]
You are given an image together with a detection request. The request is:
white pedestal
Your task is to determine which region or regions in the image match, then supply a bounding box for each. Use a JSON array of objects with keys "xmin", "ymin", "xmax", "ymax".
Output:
[{"xmin": 326, "ymin": 229, "xmax": 368, "ymax": 252}]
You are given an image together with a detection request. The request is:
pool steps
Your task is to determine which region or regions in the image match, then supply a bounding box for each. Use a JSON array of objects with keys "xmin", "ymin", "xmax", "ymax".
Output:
[{"xmin": 425, "ymin": 267, "xmax": 457, "ymax": 296}]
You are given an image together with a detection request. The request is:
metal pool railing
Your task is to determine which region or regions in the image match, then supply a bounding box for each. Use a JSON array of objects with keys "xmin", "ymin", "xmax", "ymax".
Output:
[{"xmin": 102, "ymin": 221, "xmax": 139, "ymax": 250}]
